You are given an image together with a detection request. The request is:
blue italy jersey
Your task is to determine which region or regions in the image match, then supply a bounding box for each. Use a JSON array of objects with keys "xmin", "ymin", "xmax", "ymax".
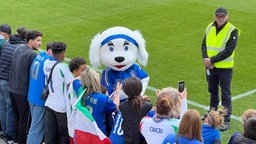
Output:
[
  {"xmin": 101, "ymin": 63, "xmax": 148, "ymax": 95},
  {"xmin": 202, "ymin": 124, "xmax": 221, "ymax": 144},
  {"xmin": 28, "ymin": 51, "xmax": 51, "ymax": 106},
  {"xmin": 73, "ymin": 82, "xmax": 117, "ymax": 135},
  {"xmin": 162, "ymin": 133, "xmax": 203, "ymax": 144},
  {"xmin": 109, "ymin": 111, "xmax": 124, "ymax": 144}
]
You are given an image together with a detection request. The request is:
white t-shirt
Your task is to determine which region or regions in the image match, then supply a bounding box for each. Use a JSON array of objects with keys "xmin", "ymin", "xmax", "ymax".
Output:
[
  {"xmin": 140, "ymin": 116, "xmax": 180, "ymax": 144},
  {"xmin": 43, "ymin": 59, "xmax": 73, "ymax": 113},
  {"xmin": 140, "ymin": 99, "xmax": 188, "ymax": 144}
]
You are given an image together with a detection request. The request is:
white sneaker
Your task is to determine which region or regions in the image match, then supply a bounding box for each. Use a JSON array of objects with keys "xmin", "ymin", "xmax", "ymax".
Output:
[{"xmin": 7, "ymin": 140, "xmax": 14, "ymax": 144}]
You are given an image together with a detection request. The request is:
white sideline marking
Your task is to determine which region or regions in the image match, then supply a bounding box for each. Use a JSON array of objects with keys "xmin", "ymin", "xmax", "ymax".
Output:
[
  {"xmin": 39, "ymin": 50, "xmax": 252, "ymax": 123},
  {"xmin": 232, "ymin": 89, "xmax": 256, "ymax": 101}
]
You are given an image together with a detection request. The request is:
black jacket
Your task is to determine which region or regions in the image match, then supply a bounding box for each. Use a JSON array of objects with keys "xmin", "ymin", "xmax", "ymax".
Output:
[
  {"xmin": 233, "ymin": 133, "xmax": 256, "ymax": 144},
  {"xmin": 9, "ymin": 44, "xmax": 37, "ymax": 95},
  {"xmin": 0, "ymin": 34, "xmax": 26, "ymax": 81}
]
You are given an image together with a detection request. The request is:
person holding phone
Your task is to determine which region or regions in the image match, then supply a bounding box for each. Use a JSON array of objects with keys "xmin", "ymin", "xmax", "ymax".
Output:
[
  {"xmin": 201, "ymin": 7, "xmax": 240, "ymax": 131},
  {"xmin": 140, "ymin": 87, "xmax": 187, "ymax": 144}
]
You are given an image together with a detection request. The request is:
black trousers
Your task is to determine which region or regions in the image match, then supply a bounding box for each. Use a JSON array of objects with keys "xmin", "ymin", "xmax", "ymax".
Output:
[
  {"xmin": 9, "ymin": 92, "xmax": 31, "ymax": 144},
  {"xmin": 207, "ymin": 68, "xmax": 233, "ymax": 122},
  {"xmin": 45, "ymin": 106, "xmax": 69, "ymax": 144}
]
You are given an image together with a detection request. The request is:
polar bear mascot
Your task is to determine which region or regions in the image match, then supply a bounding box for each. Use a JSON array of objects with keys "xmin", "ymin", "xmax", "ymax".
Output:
[{"xmin": 89, "ymin": 26, "xmax": 149, "ymax": 101}]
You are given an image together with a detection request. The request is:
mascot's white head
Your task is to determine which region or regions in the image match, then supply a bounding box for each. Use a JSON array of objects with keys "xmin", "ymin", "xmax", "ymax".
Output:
[{"xmin": 89, "ymin": 26, "xmax": 148, "ymax": 71}]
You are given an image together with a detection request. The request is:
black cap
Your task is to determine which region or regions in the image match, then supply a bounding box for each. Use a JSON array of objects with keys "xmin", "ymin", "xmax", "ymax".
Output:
[
  {"xmin": 215, "ymin": 7, "xmax": 228, "ymax": 16},
  {"xmin": 0, "ymin": 24, "xmax": 11, "ymax": 35}
]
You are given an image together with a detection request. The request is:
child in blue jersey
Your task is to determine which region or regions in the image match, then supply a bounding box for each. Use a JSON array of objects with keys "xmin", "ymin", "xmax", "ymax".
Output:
[
  {"xmin": 73, "ymin": 68, "xmax": 121, "ymax": 135},
  {"xmin": 202, "ymin": 108, "xmax": 225, "ymax": 144},
  {"xmin": 162, "ymin": 109, "xmax": 203, "ymax": 144},
  {"xmin": 27, "ymin": 42, "xmax": 52, "ymax": 144},
  {"xmin": 109, "ymin": 110, "xmax": 124, "ymax": 144}
]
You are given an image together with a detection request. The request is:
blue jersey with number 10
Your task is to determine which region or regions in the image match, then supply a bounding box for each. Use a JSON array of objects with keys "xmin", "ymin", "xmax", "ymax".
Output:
[
  {"xmin": 109, "ymin": 111, "xmax": 124, "ymax": 144},
  {"xmin": 28, "ymin": 51, "xmax": 51, "ymax": 106}
]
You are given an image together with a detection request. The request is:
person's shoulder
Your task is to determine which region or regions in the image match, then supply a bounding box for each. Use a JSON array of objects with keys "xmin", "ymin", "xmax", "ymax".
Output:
[
  {"xmin": 162, "ymin": 133, "xmax": 176, "ymax": 143},
  {"xmin": 119, "ymin": 101, "xmax": 129, "ymax": 109},
  {"xmin": 141, "ymin": 116, "xmax": 152, "ymax": 122}
]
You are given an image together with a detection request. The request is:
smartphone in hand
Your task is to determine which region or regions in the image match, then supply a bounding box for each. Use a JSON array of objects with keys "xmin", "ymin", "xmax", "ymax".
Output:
[{"xmin": 178, "ymin": 81, "xmax": 185, "ymax": 92}]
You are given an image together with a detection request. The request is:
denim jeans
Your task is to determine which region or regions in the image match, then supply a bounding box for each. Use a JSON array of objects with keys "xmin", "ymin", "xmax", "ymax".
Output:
[
  {"xmin": 26, "ymin": 103, "xmax": 45, "ymax": 144},
  {"xmin": 45, "ymin": 106, "xmax": 69, "ymax": 144},
  {"xmin": 0, "ymin": 80, "xmax": 14, "ymax": 137}
]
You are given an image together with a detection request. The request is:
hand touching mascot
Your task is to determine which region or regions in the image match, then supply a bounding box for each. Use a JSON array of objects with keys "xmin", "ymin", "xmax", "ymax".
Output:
[{"xmin": 89, "ymin": 26, "xmax": 149, "ymax": 101}]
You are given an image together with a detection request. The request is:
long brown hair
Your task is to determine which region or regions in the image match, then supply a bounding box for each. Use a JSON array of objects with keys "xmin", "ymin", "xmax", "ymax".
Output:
[
  {"xmin": 178, "ymin": 109, "xmax": 203, "ymax": 142},
  {"xmin": 123, "ymin": 77, "xmax": 142, "ymax": 113}
]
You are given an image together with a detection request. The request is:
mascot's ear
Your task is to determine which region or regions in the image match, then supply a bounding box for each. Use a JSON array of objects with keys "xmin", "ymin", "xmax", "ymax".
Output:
[
  {"xmin": 134, "ymin": 30, "xmax": 148, "ymax": 66},
  {"xmin": 89, "ymin": 33, "xmax": 102, "ymax": 68}
]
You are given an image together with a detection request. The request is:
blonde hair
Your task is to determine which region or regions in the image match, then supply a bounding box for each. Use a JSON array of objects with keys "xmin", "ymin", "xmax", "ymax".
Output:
[
  {"xmin": 81, "ymin": 68, "xmax": 101, "ymax": 95},
  {"xmin": 206, "ymin": 108, "xmax": 225, "ymax": 128},
  {"xmin": 242, "ymin": 109, "xmax": 256, "ymax": 125},
  {"xmin": 178, "ymin": 109, "xmax": 203, "ymax": 142},
  {"xmin": 161, "ymin": 87, "xmax": 181, "ymax": 118}
]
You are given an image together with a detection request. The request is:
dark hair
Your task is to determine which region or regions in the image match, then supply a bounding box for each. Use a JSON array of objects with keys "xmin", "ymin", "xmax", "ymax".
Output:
[
  {"xmin": 68, "ymin": 57, "xmax": 86, "ymax": 72},
  {"xmin": 25, "ymin": 30, "xmax": 43, "ymax": 42},
  {"xmin": 47, "ymin": 41, "xmax": 66, "ymax": 54},
  {"xmin": 0, "ymin": 24, "xmax": 11, "ymax": 35},
  {"xmin": 244, "ymin": 117, "xmax": 256, "ymax": 140},
  {"xmin": 16, "ymin": 27, "xmax": 28, "ymax": 39},
  {"xmin": 123, "ymin": 77, "xmax": 142, "ymax": 113}
]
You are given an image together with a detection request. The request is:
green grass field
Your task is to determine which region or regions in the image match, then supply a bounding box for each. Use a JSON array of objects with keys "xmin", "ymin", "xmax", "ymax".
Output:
[{"xmin": 2, "ymin": 0, "xmax": 256, "ymax": 143}]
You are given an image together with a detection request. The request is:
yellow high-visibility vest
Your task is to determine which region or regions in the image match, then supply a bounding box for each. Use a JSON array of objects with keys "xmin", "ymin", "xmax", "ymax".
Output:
[{"xmin": 206, "ymin": 22, "xmax": 239, "ymax": 68}]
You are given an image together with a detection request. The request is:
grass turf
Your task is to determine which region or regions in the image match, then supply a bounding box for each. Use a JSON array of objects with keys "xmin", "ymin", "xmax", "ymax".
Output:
[{"xmin": 1, "ymin": 0, "xmax": 256, "ymax": 143}]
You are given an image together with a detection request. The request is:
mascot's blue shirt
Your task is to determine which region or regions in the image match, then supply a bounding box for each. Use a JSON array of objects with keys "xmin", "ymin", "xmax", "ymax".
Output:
[{"xmin": 101, "ymin": 63, "xmax": 148, "ymax": 95}]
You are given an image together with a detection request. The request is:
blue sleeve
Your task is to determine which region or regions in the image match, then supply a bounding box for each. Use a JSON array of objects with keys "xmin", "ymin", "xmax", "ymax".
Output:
[
  {"xmin": 73, "ymin": 79, "xmax": 82, "ymax": 96},
  {"xmin": 104, "ymin": 96, "xmax": 116, "ymax": 113},
  {"xmin": 133, "ymin": 63, "xmax": 148, "ymax": 79}
]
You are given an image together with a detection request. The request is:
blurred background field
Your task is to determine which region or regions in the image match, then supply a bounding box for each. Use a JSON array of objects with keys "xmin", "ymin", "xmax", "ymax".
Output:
[{"xmin": 1, "ymin": 0, "xmax": 256, "ymax": 143}]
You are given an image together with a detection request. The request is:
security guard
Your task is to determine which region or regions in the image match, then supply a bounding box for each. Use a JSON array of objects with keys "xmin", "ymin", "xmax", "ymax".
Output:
[{"xmin": 201, "ymin": 6, "xmax": 240, "ymax": 131}]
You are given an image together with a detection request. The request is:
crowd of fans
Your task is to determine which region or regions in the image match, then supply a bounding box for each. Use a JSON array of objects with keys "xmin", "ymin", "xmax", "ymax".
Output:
[{"xmin": 0, "ymin": 24, "xmax": 255, "ymax": 144}]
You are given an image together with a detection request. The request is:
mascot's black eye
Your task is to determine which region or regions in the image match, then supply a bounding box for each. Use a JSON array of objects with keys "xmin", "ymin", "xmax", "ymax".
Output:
[
  {"xmin": 124, "ymin": 45, "xmax": 128, "ymax": 51},
  {"xmin": 109, "ymin": 45, "xmax": 114, "ymax": 52},
  {"xmin": 108, "ymin": 41, "xmax": 114, "ymax": 52},
  {"xmin": 123, "ymin": 41, "xmax": 129, "ymax": 51}
]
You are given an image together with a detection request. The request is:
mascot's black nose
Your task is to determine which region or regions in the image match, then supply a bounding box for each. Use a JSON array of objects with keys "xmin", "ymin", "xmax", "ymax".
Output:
[{"xmin": 115, "ymin": 56, "xmax": 125, "ymax": 63}]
